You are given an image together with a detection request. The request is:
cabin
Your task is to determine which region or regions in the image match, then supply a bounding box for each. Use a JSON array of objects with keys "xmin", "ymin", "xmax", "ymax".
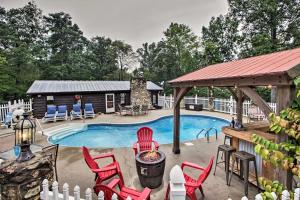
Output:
[{"xmin": 27, "ymin": 79, "xmax": 163, "ymax": 118}]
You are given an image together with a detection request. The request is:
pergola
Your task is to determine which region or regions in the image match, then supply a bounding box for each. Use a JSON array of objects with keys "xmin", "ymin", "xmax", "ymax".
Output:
[{"xmin": 168, "ymin": 47, "xmax": 300, "ymax": 154}]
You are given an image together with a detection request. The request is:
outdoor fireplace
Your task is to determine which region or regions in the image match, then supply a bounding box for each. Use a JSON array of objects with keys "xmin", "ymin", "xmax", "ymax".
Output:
[
  {"xmin": 130, "ymin": 75, "xmax": 151, "ymax": 106},
  {"xmin": 135, "ymin": 150, "xmax": 165, "ymax": 189}
]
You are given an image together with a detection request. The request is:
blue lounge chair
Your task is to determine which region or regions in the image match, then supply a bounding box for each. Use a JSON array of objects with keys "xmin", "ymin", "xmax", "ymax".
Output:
[
  {"xmin": 56, "ymin": 105, "xmax": 68, "ymax": 121},
  {"xmin": 42, "ymin": 105, "xmax": 57, "ymax": 123},
  {"xmin": 84, "ymin": 103, "xmax": 95, "ymax": 118},
  {"xmin": 1, "ymin": 112, "xmax": 13, "ymax": 128},
  {"xmin": 70, "ymin": 104, "xmax": 82, "ymax": 120}
]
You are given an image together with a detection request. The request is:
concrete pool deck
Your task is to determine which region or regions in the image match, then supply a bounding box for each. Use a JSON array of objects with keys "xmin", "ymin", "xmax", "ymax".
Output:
[{"xmin": 0, "ymin": 109, "xmax": 257, "ymax": 199}]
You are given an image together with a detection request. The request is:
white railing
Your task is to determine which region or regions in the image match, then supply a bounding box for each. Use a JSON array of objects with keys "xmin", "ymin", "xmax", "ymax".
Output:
[
  {"xmin": 40, "ymin": 179, "xmax": 132, "ymax": 200},
  {"xmin": 0, "ymin": 99, "xmax": 32, "ymax": 122},
  {"xmin": 158, "ymin": 95, "xmax": 277, "ymax": 118},
  {"xmin": 158, "ymin": 94, "xmax": 174, "ymax": 109},
  {"xmin": 41, "ymin": 165, "xmax": 186, "ymax": 200}
]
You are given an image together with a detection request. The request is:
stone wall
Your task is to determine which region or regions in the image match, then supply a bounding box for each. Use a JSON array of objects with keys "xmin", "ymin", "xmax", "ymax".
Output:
[
  {"xmin": 0, "ymin": 152, "xmax": 53, "ymax": 200},
  {"xmin": 130, "ymin": 77, "xmax": 151, "ymax": 106}
]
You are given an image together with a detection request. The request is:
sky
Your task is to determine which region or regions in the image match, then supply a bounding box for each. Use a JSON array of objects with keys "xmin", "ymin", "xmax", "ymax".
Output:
[{"xmin": 1, "ymin": 0, "xmax": 228, "ymax": 50}]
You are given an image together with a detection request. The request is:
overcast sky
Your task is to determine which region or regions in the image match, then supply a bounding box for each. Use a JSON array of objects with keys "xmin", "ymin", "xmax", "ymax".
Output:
[{"xmin": 1, "ymin": 0, "xmax": 228, "ymax": 49}]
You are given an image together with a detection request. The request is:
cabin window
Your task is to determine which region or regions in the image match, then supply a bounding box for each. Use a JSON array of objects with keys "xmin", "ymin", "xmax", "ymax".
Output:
[
  {"xmin": 46, "ymin": 96, "xmax": 54, "ymax": 104},
  {"xmin": 120, "ymin": 93, "xmax": 126, "ymax": 104},
  {"xmin": 152, "ymin": 94, "xmax": 157, "ymax": 104}
]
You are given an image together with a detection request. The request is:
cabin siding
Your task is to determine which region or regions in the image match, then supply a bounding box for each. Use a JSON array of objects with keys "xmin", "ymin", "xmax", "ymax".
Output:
[
  {"xmin": 32, "ymin": 95, "xmax": 47, "ymax": 118},
  {"xmin": 82, "ymin": 93, "xmax": 105, "ymax": 113},
  {"xmin": 31, "ymin": 90, "xmax": 160, "ymax": 118},
  {"xmin": 54, "ymin": 95, "xmax": 75, "ymax": 114}
]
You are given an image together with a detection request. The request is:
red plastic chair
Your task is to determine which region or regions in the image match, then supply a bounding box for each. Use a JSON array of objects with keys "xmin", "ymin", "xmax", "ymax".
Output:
[
  {"xmin": 94, "ymin": 178, "xmax": 151, "ymax": 200},
  {"xmin": 165, "ymin": 157, "xmax": 214, "ymax": 200},
  {"xmin": 133, "ymin": 127, "xmax": 159, "ymax": 155},
  {"xmin": 81, "ymin": 146, "xmax": 124, "ymax": 185}
]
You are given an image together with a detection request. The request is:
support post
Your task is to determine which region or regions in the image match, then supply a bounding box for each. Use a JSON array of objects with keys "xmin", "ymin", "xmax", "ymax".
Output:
[
  {"xmin": 236, "ymin": 89, "xmax": 244, "ymax": 124},
  {"xmin": 173, "ymin": 88, "xmax": 180, "ymax": 154},
  {"xmin": 276, "ymin": 85, "xmax": 295, "ymax": 190},
  {"xmin": 173, "ymin": 87, "xmax": 191, "ymax": 154}
]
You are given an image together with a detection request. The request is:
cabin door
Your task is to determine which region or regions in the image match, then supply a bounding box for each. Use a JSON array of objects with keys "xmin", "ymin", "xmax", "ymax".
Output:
[{"xmin": 105, "ymin": 93, "xmax": 115, "ymax": 113}]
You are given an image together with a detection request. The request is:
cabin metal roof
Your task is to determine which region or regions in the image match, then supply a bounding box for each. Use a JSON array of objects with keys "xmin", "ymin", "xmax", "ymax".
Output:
[
  {"xmin": 27, "ymin": 80, "xmax": 163, "ymax": 94},
  {"xmin": 169, "ymin": 48, "xmax": 300, "ymax": 86}
]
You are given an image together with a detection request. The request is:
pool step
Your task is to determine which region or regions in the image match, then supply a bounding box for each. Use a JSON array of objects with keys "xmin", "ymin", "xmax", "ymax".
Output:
[{"xmin": 45, "ymin": 124, "xmax": 86, "ymax": 141}]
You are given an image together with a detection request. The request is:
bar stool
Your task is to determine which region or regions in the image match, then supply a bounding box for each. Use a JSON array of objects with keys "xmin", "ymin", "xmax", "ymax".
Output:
[
  {"xmin": 228, "ymin": 151, "xmax": 260, "ymax": 196},
  {"xmin": 224, "ymin": 135, "xmax": 232, "ymax": 145},
  {"xmin": 213, "ymin": 144, "xmax": 236, "ymax": 185}
]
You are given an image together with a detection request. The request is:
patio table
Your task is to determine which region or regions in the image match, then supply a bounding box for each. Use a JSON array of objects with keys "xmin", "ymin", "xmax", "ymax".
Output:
[{"xmin": 0, "ymin": 144, "xmax": 43, "ymax": 161}]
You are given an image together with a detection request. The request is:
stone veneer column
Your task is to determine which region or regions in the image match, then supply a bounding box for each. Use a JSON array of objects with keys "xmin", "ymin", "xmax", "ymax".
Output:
[
  {"xmin": 0, "ymin": 152, "xmax": 53, "ymax": 200},
  {"xmin": 130, "ymin": 77, "xmax": 151, "ymax": 106}
]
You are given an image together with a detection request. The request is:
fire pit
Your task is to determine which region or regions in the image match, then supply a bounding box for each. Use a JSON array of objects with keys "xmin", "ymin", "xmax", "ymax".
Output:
[{"xmin": 135, "ymin": 150, "xmax": 166, "ymax": 189}]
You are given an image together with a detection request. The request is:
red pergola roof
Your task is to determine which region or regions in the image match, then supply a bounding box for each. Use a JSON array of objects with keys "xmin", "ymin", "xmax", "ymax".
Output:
[{"xmin": 169, "ymin": 48, "xmax": 300, "ymax": 84}]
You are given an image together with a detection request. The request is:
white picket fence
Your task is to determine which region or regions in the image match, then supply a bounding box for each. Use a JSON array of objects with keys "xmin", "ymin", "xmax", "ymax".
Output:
[
  {"xmin": 0, "ymin": 99, "xmax": 32, "ymax": 122},
  {"xmin": 40, "ymin": 179, "xmax": 131, "ymax": 200},
  {"xmin": 40, "ymin": 165, "xmax": 186, "ymax": 200},
  {"xmin": 158, "ymin": 95, "xmax": 276, "ymax": 118}
]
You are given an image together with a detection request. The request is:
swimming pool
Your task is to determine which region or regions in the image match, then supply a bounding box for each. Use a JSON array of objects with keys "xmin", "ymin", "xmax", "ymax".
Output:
[{"xmin": 48, "ymin": 115, "xmax": 229, "ymax": 148}]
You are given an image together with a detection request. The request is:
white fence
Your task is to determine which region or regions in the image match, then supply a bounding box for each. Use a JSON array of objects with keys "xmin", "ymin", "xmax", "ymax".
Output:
[
  {"xmin": 40, "ymin": 179, "xmax": 131, "ymax": 200},
  {"xmin": 158, "ymin": 95, "xmax": 276, "ymax": 118},
  {"xmin": 0, "ymin": 99, "xmax": 32, "ymax": 122},
  {"xmin": 40, "ymin": 165, "xmax": 186, "ymax": 200}
]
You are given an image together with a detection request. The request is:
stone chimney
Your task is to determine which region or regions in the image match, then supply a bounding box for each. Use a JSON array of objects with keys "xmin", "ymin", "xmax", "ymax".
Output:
[{"xmin": 130, "ymin": 73, "xmax": 151, "ymax": 106}]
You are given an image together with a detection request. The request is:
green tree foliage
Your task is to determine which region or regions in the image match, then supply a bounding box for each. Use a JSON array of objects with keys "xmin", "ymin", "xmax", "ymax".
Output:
[
  {"xmin": 228, "ymin": 0, "xmax": 300, "ymax": 57},
  {"xmin": 0, "ymin": 2, "xmax": 44, "ymax": 101},
  {"xmin": 201, "ymin": 15, "xmax": 240, "ymax": 65},
  {"xmin": 136, "ymin": 23, "xmax": 201, "ymax": 93},
  {"xmin": 0, "ymin": 2, "xmax": 135, "ymax": 102}
]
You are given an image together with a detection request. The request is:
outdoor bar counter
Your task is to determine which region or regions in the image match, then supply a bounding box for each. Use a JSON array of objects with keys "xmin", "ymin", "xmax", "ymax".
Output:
[{"xmin": 222, "ymin": 121, "xmax": 276, "ymax": 180}]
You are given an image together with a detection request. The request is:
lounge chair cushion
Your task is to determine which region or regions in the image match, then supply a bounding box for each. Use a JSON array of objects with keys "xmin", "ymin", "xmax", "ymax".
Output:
[
  {"xmin": 4, "ymin": 112, "xmax": 13, "ymax": 124},
  {"xmin": 47, "ymin": 105, "xmax": 56, "ymax": 114},
  {"xmin": 73, "ymin": 104, "xmax": 81, "ymax": 112},
  {"xmin": 85, "ymin": 104, "xmax": 93, "ymax": 111},
  {"xmin": 58, "ymin": 105, "xmax": 67, "ymax": 113}
]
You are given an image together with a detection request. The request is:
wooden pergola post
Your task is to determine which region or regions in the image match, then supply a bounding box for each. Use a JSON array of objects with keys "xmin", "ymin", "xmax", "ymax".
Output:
[
  {"xmin": 173, "ymin": 87, "xmax": 191, "ymax": 154},
  {"xmin": 276, "ymin": 85, "xmax": 295, "ymax": 190},
  {"xmin": 236, "ymin": 89, "xmax": 244, "ymax": 124}
]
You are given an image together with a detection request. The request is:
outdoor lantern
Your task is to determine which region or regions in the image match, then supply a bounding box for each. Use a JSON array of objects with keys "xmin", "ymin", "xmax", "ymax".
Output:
[{"xmin": 15, "ymin": 112, "xmax": 36, "ymax": 162}]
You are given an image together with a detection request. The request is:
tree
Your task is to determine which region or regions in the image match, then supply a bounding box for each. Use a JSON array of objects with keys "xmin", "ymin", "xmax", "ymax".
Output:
[
  {"xmin": 44, "ymin": 12, "xmax": 88, "ymax": 80},
  {"xmin": 112, "ymin": 40, "xmax": 137, "ymax": 81},
  {"xmin": 163, "ymin": 23, "xmax": 201, "ymax": 74},
  {"xmin": 201, "ymin": 15, "xmax": 240, "ymax": 65},
  {"xmin": 228, "ymin": 0, "xmax": 300, "ymax": 58},
  {"xmin": 136, "ymin": 23, "xmax": 201, "ymax": 93},
  {"xmin": 0, "ymin": 2, "xmax": 45, "ymax": 100},
  {"xmin": 86, "ymin": 36, "xmax": 118, "ymax": 80}
]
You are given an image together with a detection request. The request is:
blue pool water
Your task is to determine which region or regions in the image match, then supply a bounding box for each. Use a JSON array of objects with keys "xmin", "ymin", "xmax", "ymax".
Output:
[{"xmin": 49, "ymin": 115, "xmax": 229, "ymax": 148}]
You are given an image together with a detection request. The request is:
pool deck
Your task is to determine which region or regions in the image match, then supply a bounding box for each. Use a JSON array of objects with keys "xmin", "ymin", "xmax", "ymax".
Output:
[{"xmin": 0, "ymin": 109, "xmax": 257, "ymax": 199}]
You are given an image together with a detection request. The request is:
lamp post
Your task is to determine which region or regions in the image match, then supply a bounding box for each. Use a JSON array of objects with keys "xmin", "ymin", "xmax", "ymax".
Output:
[{"xmin": 15, "ymin": 112, "xmax": 36, "ymax": 162}]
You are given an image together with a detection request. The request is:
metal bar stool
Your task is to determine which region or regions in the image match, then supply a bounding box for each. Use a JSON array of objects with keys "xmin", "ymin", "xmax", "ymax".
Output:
[
  {"xmin": 213, "ymin": 144, "xmax": 236, "ymax": 185},
  {"xmin": 228, "ymin": 151, "xmax": 260, "ymax": 196}
]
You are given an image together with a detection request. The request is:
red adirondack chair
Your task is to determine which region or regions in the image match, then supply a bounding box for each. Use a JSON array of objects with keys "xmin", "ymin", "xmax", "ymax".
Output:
[
  {"xmin": 81, "ymin": 146, "xmax": 124, "ymax": 185},
  {"xmin": 165, "ymin": 157, "xmax": 214, "ymax": 200},
  {"xmin": 94, "ymin": 178, "xmax": 151, "ymax": 200},
  {"xmin": 133, "ymin": 127, "xmax": 159, "ymax": 155}
]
